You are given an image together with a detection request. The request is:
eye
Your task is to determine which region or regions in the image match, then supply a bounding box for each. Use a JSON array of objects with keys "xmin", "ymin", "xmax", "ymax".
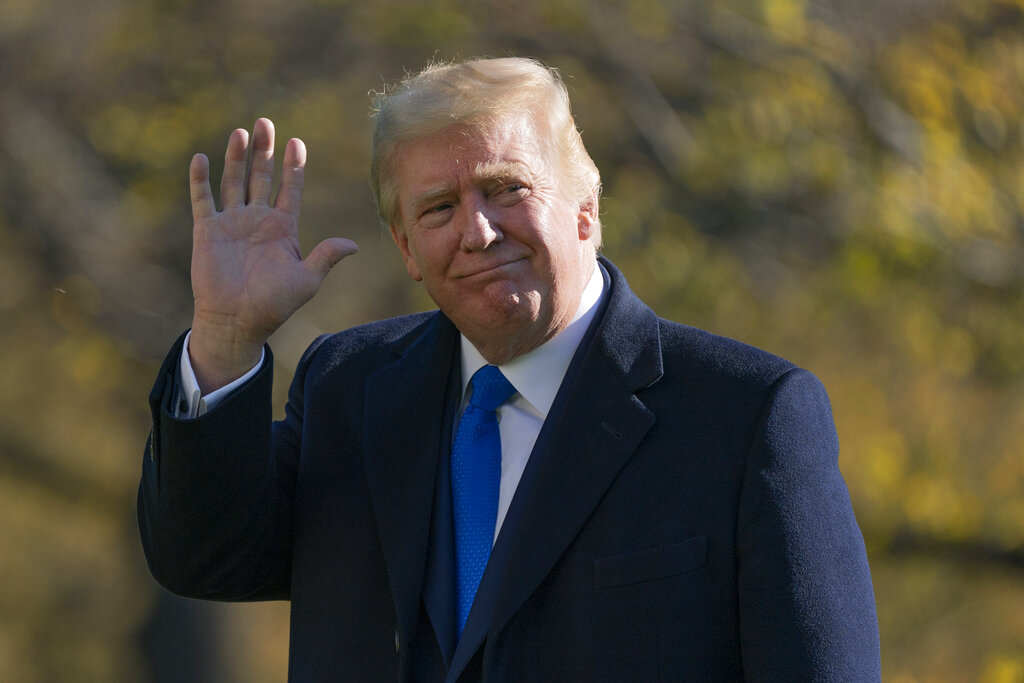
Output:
[
  {"xmin": 422, "ymin": 202, "xmax": 454, "ymax": 217},
  {"xmin": 492, "ymin": 183, "xmax": 528, "ymax": 205}
]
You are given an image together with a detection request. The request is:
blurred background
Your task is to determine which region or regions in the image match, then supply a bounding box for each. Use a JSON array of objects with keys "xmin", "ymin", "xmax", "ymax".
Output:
[{"xmin": 2, "ymin": 0, "xmax": 1023, "ymax": 679}]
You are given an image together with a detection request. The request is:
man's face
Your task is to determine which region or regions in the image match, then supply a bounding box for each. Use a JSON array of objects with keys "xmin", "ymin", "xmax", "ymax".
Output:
[{"xmin": 389, "ymin": 113, "xmax": 597, "ymax": 364}]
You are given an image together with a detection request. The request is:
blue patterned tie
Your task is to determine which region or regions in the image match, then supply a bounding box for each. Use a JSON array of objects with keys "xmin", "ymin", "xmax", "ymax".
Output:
[{"xmin": 451, "ymin": 365, "xmax": 516, "ymax": 637}]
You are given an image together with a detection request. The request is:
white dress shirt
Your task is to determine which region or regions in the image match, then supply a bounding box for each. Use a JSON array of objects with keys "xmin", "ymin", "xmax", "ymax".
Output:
[{"xmin": 177, "ymin": 262, "xmax": 607, "ymax": 544}]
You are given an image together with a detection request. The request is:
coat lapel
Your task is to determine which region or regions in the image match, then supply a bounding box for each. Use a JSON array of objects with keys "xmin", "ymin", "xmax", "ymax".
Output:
[
  {"xmin": 362, "ymin": 313, "xmax": 460, "ymax": 654},
  {"xmin": 447, "ymin": 259, "xmax": 665, "ymax": 680}
]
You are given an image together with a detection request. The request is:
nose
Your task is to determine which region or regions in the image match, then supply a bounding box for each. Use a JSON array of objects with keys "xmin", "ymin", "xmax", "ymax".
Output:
[{"xmin": 457, "ymin": 196, "xmax": 502, "ymax": 252}]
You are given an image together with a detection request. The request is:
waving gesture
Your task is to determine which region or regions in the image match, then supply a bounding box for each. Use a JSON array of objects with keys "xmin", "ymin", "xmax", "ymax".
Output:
[{"xmin": 187, "ymin": 118, "xmax": 358, "ymax": 392}]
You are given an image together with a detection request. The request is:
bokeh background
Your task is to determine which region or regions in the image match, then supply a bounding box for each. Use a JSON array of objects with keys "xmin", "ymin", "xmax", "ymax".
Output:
[{"xmin": 2, "ymin": 0, "xmax": 1024, "ymax": 680}]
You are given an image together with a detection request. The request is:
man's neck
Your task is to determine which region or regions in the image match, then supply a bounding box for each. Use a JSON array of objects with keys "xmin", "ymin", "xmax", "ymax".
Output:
[{"xmin": 459, "ymin": 263, "xmax": 606, "ymax": 417}]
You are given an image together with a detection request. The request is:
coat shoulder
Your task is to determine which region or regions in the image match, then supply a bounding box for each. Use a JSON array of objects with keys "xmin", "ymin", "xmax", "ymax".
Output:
[
  {"xmin": 599, "ymin": 258, "xmax": 803, "ymax": 394},
  {"xmin": 298, "ymin": 311, "xmax": 442, "ymax": 382},
  {"xmin": 656, "ymin": 318, "xmax": 802, "ymax": 391}
]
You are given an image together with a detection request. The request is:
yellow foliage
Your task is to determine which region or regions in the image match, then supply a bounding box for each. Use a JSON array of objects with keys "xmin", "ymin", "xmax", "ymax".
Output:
[
  {"xmin": 865, "ymin": 430, "xmax": 907, "ymax": 492},
  {"xmin": 941, "ymin": 326, "xmax": 977, "ymax": 379},
  {"xmin": 981, "ymin": 654, "xmax": 1024, "ymax": 683},
  {"xmin": 627, "ymin": 0, "xmax": 672, "ymax": 40},
  {"xmin": 50, "ymin": 276, "xmax": 101, "ymax": 331},
  {"xmin": 224, "ymin": 32, "xmax": 277, "ymax": 76},
  {"xmin": 6, "ymin": 0, "xmax": 1024, "ymax": 679},
  {"xmin": 537, "ymin": 0, "xmax": 587, "ymax": 31},
  {"xmin": 900, "ymin": 303, "xmax": 941, "ymax": 364},
  {"xmin": 761, "ymin": 0, "xmax": 806, "ymax": 43}
]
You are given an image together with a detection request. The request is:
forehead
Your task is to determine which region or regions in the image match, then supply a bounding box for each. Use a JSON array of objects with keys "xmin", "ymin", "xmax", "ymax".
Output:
[{"xmin": 393, "ymin": 115, "xmax": 551, "ymax": 202}]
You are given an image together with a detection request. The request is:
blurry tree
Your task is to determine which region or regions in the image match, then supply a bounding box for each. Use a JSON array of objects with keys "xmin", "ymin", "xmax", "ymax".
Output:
[{"xmin": 1, "ymin": 0, "xmax": 1023, "ymax": 680}]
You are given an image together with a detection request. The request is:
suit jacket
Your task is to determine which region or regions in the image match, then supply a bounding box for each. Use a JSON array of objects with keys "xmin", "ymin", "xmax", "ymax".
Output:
[{"xmin": 138, "ymin": 257, "xmax": 880, "ymax": 681}]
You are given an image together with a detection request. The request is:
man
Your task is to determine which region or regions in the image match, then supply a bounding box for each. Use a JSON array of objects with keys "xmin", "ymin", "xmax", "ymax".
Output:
[{"xmin": 139, "ymin": 57, "xmax": 880, "ymax": 681}]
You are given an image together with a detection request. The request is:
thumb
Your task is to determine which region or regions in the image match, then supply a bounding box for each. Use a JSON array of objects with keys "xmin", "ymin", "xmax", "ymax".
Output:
[{"xmin": 305, "ymin": 237, "xmax": 359, "ymax": 279}]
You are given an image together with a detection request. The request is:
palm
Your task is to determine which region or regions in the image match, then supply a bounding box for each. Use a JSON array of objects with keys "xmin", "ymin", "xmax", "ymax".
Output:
[
  {"xmin": 187, "ymin": 119, "xmax": 358, "ymax": 389},
  {"xmin": 193, "ymin": 202, "xmax": 318, "ymax": 339}
]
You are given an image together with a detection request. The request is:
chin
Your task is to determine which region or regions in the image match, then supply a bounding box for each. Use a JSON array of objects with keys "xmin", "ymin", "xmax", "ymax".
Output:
[
  {"xmin": 483, "ymin": 284, "xmax": 542, "ymax": 323},
  {"xmin": 451, "ymin": 294, "xmax": 541, "ymax": 340}
]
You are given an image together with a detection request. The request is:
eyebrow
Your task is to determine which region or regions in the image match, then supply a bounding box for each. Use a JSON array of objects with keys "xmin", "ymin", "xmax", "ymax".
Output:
[
  {"xmin": 408, "ymin": 161, "xmax": 532, "ymax": 214},
  {"xmin": 410, "ymin": 187, "xmax": 455, "ymax": 211},
  {"xmin": 472, "ymin": 160, "xmax": 530, "ymax": 183}
]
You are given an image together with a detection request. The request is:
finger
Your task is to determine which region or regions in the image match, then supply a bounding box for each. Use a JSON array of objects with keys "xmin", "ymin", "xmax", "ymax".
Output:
[
  {"xmin": 189, "ymin": 153, "xmax": 216, "ymax": 220},
  {"xmin": 304, "ymin": 238, "xmax": 360, "ymax": 280},
  {"xmin": 274, "ymin": 137, "xmax": 307, "ymax": 220},
  {"xmin": 220, "ymin": 128, "xmax": 250, "ymax": 208},
  {"xmin": 247, "ymin": 118, "xmax": 276, "ymax": 206}
]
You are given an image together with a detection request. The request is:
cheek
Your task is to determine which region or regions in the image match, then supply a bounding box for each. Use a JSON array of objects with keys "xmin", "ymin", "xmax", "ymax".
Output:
[
  {"xmin": 408, "ymin": 233, "xmax": 455, "ymax": 279},
  {"xmin": 539, "ymin": 206, "xmax": 582, "ymax": 254}
]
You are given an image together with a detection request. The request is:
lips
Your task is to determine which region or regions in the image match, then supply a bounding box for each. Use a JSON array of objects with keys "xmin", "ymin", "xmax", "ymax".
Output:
[{"xmin": 455, "ymin": 257, "xmax": 527, "ymax": 279}]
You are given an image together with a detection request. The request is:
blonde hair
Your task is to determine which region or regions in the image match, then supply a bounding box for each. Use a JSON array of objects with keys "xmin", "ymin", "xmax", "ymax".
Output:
[{"xmin": 370, "ymin": 57, "xmax": 601, "ymax": 241}]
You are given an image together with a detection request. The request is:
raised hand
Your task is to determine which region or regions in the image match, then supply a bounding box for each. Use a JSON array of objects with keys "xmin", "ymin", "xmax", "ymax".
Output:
[{"xmin": 187, "ymin": 118, "xmax": 358, "ymax": 392}]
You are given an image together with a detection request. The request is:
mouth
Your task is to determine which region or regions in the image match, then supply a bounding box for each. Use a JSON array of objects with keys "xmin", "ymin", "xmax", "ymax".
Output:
[{"xmin": 455, "ymin": 257, "xmax": 527, "ymax": 279}]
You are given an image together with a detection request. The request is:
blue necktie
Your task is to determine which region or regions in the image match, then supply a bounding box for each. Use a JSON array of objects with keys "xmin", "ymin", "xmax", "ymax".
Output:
[{"xmin": 451, "ymin": 365, "xmax": 516, "ymax": 637}]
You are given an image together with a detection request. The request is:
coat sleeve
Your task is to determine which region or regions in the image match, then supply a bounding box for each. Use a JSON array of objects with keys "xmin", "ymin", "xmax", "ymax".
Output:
[
  {"xmin": 136, "ymin": 332, "xmax": 323, "ymax": 602},
  {"xmin": 736, "ymin": 367, "xmax": 881, "ymax": 681}
]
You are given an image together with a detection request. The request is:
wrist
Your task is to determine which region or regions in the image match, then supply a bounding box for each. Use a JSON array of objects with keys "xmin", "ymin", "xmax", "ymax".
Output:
[{"xmin": 188, "ymin": 318, "xmax": 266, "ymax": 393}]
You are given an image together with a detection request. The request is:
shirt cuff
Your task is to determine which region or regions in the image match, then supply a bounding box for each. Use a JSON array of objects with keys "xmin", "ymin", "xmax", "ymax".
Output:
[{"xmin": 176, "ymin": 330, "xmax": 265, "ymax": 419}]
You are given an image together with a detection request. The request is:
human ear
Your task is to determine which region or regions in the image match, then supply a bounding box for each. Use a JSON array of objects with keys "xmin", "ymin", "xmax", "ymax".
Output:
[
  {"xmin": 576, "ymin": 191, "xmax": 599, "ymax": 241},
  {"xmin": 389, "ymin": 224, "xmax": 424, "ymax": 281}
]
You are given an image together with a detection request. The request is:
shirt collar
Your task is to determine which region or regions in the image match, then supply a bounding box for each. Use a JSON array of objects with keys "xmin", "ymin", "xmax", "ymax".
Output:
[{"xmin": 460, "ymin": 261, "xmax": 606, "ymax": 417}]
